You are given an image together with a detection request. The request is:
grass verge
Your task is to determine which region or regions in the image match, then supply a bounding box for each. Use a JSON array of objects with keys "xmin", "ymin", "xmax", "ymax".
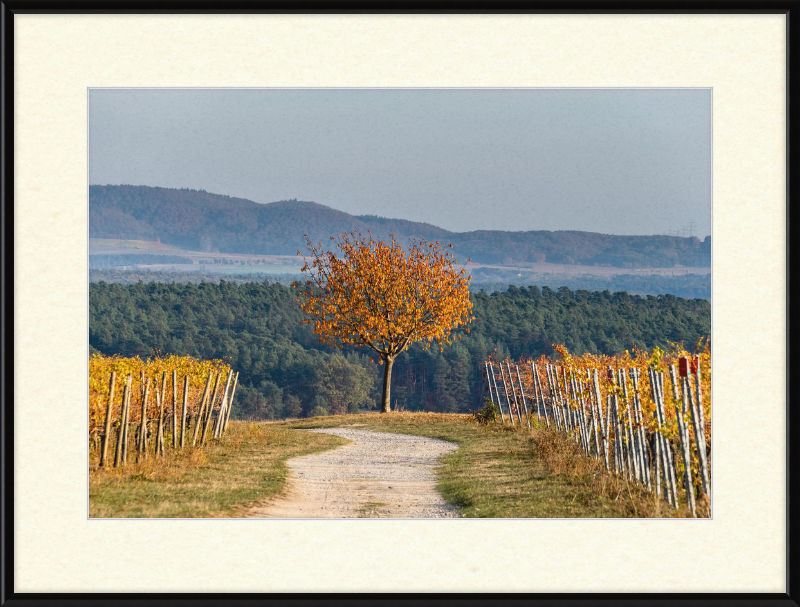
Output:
[{"xmin": 89, "ymin": 421, "xmax": 348, "ymax": 518}]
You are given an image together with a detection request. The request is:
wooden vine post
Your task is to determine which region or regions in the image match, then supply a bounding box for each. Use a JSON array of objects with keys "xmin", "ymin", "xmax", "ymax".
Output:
[
  {"xmin": 200, "ymin": 372, "xmax": 222, "ymax": 445},
  {"xmin": 592, "ymin": 369, "xmax": 609, "ymax": 470},
  {"xmin": 549, "ymin": 365, "xmax": 562, "ymax": 431},
  {"xmin": 608, "ymin": 368, "xmax": 623, "ymax": 475},
  {"xmin": 573, "ymin": 376, "xmax": 586, "ymax": 455},
  {"xmin": 514, "ymin": 364, "xmax": 531, "ymax": 428},
  {"xmin": 670, "ymin": 364, "xmax": 696, "ymax": 517},
  {"xmin": 579, "ymin": 379, "xmax": 593, "ymax": 458},
  {"xmin": 484, "ymin": 362, "xmax": 498, "ymax": 415},
  {"xmin": 571, "ymin": 376, "xmax": 588, "ymax": 456},
  {"xmin": 214, "ymin": 370, "xmax": 234, "ymax": 438},
  {"xmin": 138, "ymin": 379, "xmax": 150, "ymax": 460},
  {"xmin": 681, "ymin": 357, "xmax": 710, "ymax": 499},
  {"xmin": 553, "ymin": 367, "xmax": 568, "ymax": 433},
  {"xmin": 648, "ymin": 368, "xmax": 663, "ymax": 499},
  {"xmin": 631, "ymin": 368, "xmax": 651, "ymax": 491},
  {"xmin": 585, "ymin": 372, "xmax": 600, "ymax": 461},
  {"xmin": 498, "ymin": 363, "xmax": 515, "ymax": 426},
  {"xmin": 531, "ymin": 362, "xmax": 545, "ymax": 426},
  {"xmin": 658, "ymin": 371, "xmax": 680, "ymax": 508},
  {"xmin": 619, "ymin": 369, "xmax": 637, "ymax": 481},
  {"xmin": 484, "ymin": 362, "xmax": 498, "ymax": 419},
  {"xmin": 100, "ymin": 372, "xmax": 116, "ymax": 467},
  {"xmin": 488, "ymin": 363, "xmax": 506, "ymax": 424},
  {"xmin": 192, "ymin": 373, "xmax": 214, "ymax": 446},
  {"xmin": 121, "ymin": 376, "xmax": 132, "ymax": 464},
  {"xmin": 223, "ymin": 372, "xmax": 239, "ymax": 433},
  {"xmin": 154, "ymin": 382, "xmax": 166, "ymax": 455},
  {"xmin": 219, "ymin": 370, "xmax": 235, "ymax": 434},
  {"xmin": 693, "ymin": 355, "xmax": 708, "ymax": 451},
  {"xmin": 544, "ymin": 365, "xmax": 559, "ymax": 431},
  {"xmin": 180, "ymin": 375, "xmax": 189, "ymax": 448},
  {"xmin": 172, "ymin": 370, "xmax": 179, "ymax": 448},
  {"xmin": 114, "ymin": 374, "xmax": 132, "ymax": 468},
  {"xmin": 505, "ymin": 361, "xmax": 523, "ymax": 425},
  {"xmin": 159, "ymin": 372, "xmax": 167, "ymax": 449}
]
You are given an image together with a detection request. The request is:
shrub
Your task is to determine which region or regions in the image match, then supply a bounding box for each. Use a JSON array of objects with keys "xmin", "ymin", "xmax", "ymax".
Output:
[{"xmin": 470, "ymin": 398, "xmax": 499, "ymax": 425}]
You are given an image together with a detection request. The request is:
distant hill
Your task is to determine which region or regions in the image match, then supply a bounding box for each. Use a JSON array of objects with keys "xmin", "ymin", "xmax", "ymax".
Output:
[{"xmin": 89, "ymin": 185, "xmax": 711, "ymax": 268}]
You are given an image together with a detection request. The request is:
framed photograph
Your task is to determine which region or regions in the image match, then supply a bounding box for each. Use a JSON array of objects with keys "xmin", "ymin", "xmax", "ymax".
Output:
[{"xmin": 3, "ymin": 4, "xmax": 792, "ymax": 603}]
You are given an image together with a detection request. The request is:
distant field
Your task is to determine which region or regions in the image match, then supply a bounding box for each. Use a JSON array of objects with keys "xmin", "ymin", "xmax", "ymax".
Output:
[
  {"xmin": 89, "ymin": 268, "xmax": 305, "ymax": 285},
  {"xmin": 466, "ymin": 261, "xmax": 710, "ymax": 278},
  {"xmin": 90, "ymin": 239, "xmax": 709, "ymax": 280},
  {"xmin": 90, "ymin": 238, "xmax": 183, "ymax": 252},
  {"xmin": 140, "ymin": 264, "xmax": 305, "ymax": 274},
  {"xmin": 89, "ymin": 239, "xmax": 302, "ymax": 274}
]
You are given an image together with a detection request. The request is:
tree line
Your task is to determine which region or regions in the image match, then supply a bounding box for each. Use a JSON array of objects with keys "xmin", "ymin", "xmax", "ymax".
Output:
[
  {"xmin": 90, "ymin": 268, "xmax": 710, "ymax": 300},
  {"xmin": 89, "ymin": 280, "xmax": 710, "ymax": 419}
]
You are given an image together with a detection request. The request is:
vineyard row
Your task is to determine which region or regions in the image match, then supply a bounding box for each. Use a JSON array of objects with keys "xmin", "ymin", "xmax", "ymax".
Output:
[
  {"xmin": 484, "ymin": 347, "xmax": 711, "ymax": 517},
  {"xmin": 90, "ymin": 355, "xmax": 239, "ymax": 467}
]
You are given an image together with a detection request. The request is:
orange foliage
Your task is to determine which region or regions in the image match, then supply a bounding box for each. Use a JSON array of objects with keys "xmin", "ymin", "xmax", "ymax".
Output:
[{"xmin": 293, "ymin": 231, "xmax": 474, "ymax": 360}]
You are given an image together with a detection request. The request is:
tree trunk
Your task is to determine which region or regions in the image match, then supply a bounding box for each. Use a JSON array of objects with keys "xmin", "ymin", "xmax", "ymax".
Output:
[{"xmin": 381, "ymin": 355, "xmax": 395, "ymax": 413}]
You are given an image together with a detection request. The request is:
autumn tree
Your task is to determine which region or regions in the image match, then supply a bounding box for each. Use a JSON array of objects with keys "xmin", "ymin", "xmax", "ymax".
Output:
[{"xmin": 293, "ymin": 231, "xmax": 474, "ymax": 413}]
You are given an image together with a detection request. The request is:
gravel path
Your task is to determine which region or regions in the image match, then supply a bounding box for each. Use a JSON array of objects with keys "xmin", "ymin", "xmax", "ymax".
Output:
[{"xmin": 245, "ymin": 428, "xmax": 459, "ymax": 518}]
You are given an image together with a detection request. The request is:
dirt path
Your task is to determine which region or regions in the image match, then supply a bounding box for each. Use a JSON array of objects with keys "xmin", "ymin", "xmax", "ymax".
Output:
[{"xmin": 245, "ymin": 428, "xmax": 459, "ymax": 518}]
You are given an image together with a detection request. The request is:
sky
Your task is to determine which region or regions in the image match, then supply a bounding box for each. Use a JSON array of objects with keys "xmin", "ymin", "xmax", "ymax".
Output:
[{"xmin": 89, "ymin": 88, "xmax": 711, "ymax": 237}]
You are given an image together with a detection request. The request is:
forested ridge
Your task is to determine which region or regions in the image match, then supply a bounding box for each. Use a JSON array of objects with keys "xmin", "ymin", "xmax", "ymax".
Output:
[
  {"xmin": 90, "ymin": 281, "xmax": 710, "ymax": 420},
  {"xmin": 90, "ymin": 185, "xmax": 711, "ymax": 268}
]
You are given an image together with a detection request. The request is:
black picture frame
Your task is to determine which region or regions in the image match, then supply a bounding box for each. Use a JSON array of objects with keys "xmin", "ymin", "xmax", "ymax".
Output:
[{"xmin": 1, "ymin": 2, "xmax": 794, "ymax": 605}]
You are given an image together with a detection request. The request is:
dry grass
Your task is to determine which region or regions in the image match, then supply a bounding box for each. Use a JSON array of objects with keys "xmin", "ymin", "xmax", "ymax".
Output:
[
  {"xmin": 89, "ymin": 421, "xmax": 348, "ymax": 518},
  {"xmin": 528, "ymin": 424, "xmax": 690, "ymax": 518}
]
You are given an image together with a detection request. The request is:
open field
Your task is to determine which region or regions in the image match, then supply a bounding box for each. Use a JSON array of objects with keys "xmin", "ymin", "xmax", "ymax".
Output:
[
  {"xmin": 90, "ymin": 413, "xmax": 682, "ymax": 518},
  {"xmin": 90, "ymin": 238, "xmax": 184, "ymax": 252},
  {"xmin": 89, "ymin": 239, "xmax": 710, "ymax": 278},
  {"xmin": 139, "ymin": 264, "xmax": 305, "ymax": 274},
  {"xmin": 466, "ymin": 261, "xmax": 710, "ymax": 277},
  {"xmin": 89, "ymin": 239, "xmax": 301, "ymax": 266}
]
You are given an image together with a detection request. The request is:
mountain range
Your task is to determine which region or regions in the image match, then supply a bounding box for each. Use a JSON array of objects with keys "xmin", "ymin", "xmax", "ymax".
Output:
[{"xmin": 89, "ymin": 185, "xmax": 711, "ymax": 268}]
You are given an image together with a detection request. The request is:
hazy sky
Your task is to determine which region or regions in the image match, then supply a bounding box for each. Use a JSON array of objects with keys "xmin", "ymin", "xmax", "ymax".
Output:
[{"xmin": 89, "ymin": 88, "xmax": 711, "ymax": 237}]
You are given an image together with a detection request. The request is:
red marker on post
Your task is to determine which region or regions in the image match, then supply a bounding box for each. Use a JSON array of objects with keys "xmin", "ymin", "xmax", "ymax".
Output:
[
  {"xmin": 691, "ymin": 355, "xmax": 700, "ymax": 375},
  {"xmin": 678, "ymin": 357, "xmax": 689, "ymax": 378}
]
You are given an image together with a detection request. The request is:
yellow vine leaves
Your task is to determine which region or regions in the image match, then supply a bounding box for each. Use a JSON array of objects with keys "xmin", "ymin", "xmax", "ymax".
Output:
[
  {"xmin": 89, "ymin": 353, "xmax": 231, "ymax": 437},
  {"xmin": 293, "ymin": 231, "xmax": 475, "ymax": 361},
  {"xmin": 491, "ymin": 338, "xmax": 711, "ymax": 446}
]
